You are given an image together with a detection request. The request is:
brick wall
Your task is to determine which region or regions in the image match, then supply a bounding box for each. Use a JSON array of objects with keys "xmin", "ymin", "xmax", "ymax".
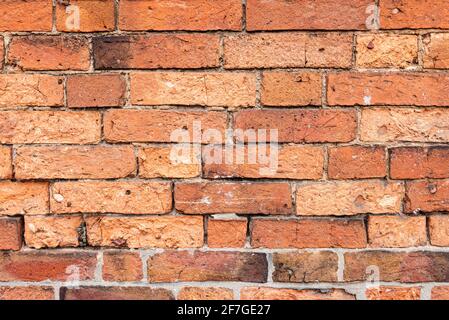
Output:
[{"xmin": 0, "ymin": 0, "xmax": 448, "ymax": 301}]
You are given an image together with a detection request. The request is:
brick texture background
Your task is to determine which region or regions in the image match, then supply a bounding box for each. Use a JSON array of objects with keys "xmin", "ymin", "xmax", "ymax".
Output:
[{"xmin": 0, "ymin": 0, "xmax": 449, "ymax": 300}]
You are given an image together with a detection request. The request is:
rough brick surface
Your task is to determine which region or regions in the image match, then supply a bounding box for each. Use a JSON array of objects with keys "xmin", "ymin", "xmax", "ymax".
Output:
[
  {"xmin": 0, "ymin": 287, "xmax": 54, "ymax": 300},
  {"xmin": 207, "ymin": 219, "xmax": 247, "ymax": 248},
  {"xmin": 0, "ymin": 217, "xmax": 22, "ymax": 250},
  {"xmin": 366, "ymin": 287, "xmax": 421, "ymax": 300},
  {"xmin": 178, "ymin": 287, "xmax": 234, "ymax": 300},
  {"xmin": 240, "ymin": 287, "xmax": 355, "ymax": 300},
  {"xmin": 0, "ymin": 182, "xmax": 49, "ymax": 215},
  {"xmin": 61, "ymin": 287, "xmax": 173, "ymax": 300},
  {"xmin": 102, "ymin": 251, "xmax": 143, "ymax": 282}
]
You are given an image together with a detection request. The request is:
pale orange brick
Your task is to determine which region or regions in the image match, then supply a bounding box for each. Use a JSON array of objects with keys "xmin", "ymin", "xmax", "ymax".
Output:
[
  {"xmin": 0, "ymin": 1, "xmax": 52, "ymax": 31},
  {"xmin": 8, "ymin": 36, "xmax": 90, "ymax": 71},
  {"xmin": 56, "ymin": 0, "xmax": 115, "ymax": 32},
  {"xmin": 103, "ymin": 251, "xmax": 143, "ymax": 282},
  {"xmin": 178, "ymin": 287, "xmax": 234, "ymax": 300},
  {"xmin": 361, "ymin": 108, "xmax": 449, "ymax": 143},
  {"xmin": 130, "ymin": 72, "xmax": 255, "ymax": 107},
  {"xmin": 366, "ymin": 287, "xmax": 421, "ymax": 300},
  {"xmin": 224, "ymin": 33, "xmax": 353, "ymax": 69},
  {"xmin": 429, "ymin": 216, "xmax": 449, "ymax": 247},
  {"xmin": 119, "ymin": 0, "xmax": 242, "ymax": 31},
  {"xmin": 356, "ymin": 34, "xmax": 418, "ymax": 68},
  {"xmin": 328, "ymin": 146, "xmax": 386, "ymax": 179},
  {"xmin": 423, "ymin": 33, "xmax": 449, "ymax": 69},
  {"xmin": 86, "ymin": 216, "xmax": 203, "ymax": 249},
  {"xmin": 432, "ymin": 286, "xmax": 449, "ymax": 300},
  {"xmin": 0, "ymin": 111, "xmax": 101, "ymax": 144},
  {"xmin": 51, "ymin": 181, "xmax": 172, "ymax": 215},
  {"xmin": 208, "ymin": 219, "xmax": 247, "ymax": 248},
  {"xmin": 0, "ymin": 182, "xmax": 48, "ymax": 216},
  {"xmin": 406, "ymin": 180, "xmax": 449, "ymax": 213},
  {"xmin": 240, "ymin": 287, "xmax": 355, "ymax": 300},
  {"xmin": 368, "ymin": 216, "xmax": 427, "ymax": 248},
  {"xmin": 0, "ymin": 75, "xmax": 63, "ymax": 107},
  {"xmin": 61, "ymin": 286, "xmax": 173, "ymax": 300},
  {"xmin": 15, "ymin": 146, "xmax": 136, "ymax": 180},
  {"xmin": 0, "ymin": 287, "xmax": 54, "ymax": 300},
  {"xmin": 138, "ymin": 146, "xmax": 200, "ymax": 179},
  {"xmin": 261, "ymin": 72, "xmax": 322, "ymax": 106},
  {"xmin": 0, "ymin": 217, "xmax": 22, "ymax": 250},
  {"xmin": 24, "ymin": 216, "xmax": 83, "ymax": 249},
  {"xmin": 203, "ymin": 145, "xmax": 324, "ymax": 180},
  {"xmin": 67, "ymin": 74, "xmax": 126, "ymax": 108},
  {"xmin": 0, "ymin": 147, "xmax": 12, "ymax": 179},
  {"xmin": 296, "ymin": 181, "xmax": 404, "ymax": 216}
]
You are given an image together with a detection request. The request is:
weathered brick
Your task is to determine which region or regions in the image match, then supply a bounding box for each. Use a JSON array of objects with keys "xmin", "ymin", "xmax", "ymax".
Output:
[
  {"xmin": 406, "ymin": 180, "xmax": 449, "ymax": 213},
  {"xmin": 380, "ymin": 0, "xmax": 449, "ymax": 29},
  {"xmin": 148, "ymin": 251, "xmax": 267, "ymax": 283},
  {"xmin": 368, "ymin": 216, "xmax": 427, "ymax": 248},
  {"xmin": 0, "ymin": 182, "xmax": 48, "ymax": 216},
  {"xmin": 119, "ymin": 0, "xmax": 242, "ymax": 31},
  {"xmin": 0, "ymin": 217, "xmax": 22, "ymax": 250},
  {"xmin": 67, "ymin": 74, "xmax": 126, "ymax": 108},
  {"xmin": 423, "ymin": 33, "xmax": 449, "ymax": 69},
  {"xmin": 104, "ymin": 110, "xmax": 227, "ymax": 143},
  {"xmin": 0, "ymin": 251, "xmax": 97, "ymax": 282},
  {"xmin": 240, "ymin": 287, "xmax": 355, "ymax": 300},
  {"xmin": 0, "ymin": 111, "xmax": 100, "ymax": 145},
  {"xmin": 24, "ymin": 216, "xmax": 83, "ymax": 249},
  {"xmin": 246, "ymin": 0, "xmax": 372, "ymax": 31},
  {"xmin": 139, "ymin": 146, "xmax": 200, "ymax": 179},
  {"xmin": 103, "ymin": 251, "xmax": 143, "ymax": 282},
  {"xmin": 296, "ymin": 181, "xmax": 404, "ymax": 216},
  {"xmin": 429, "ymin": 216, "xmax": 449, "ymax": 247},
  {"xmin": 328, "ymin": 73, "xmax": 449, "ymax": 106},
  {"xmin": 130, "ymin": 72, "xmax": 255, "ymax": 107},
  {"xmin": 61, "ymin": 286, "xmax": 173, "ymax": 300},
  {"xmin": 390, "ymin": 147, "xmax": 449, "ymax": 179},
  {"xmin": 178, "ymin": 287, "xmax": 234, "ymax": 300},
  {"xmin": 273, "ymin": 252, "xmax": 338, "ymax": 282},
  {"xmin": 15, "ymin": 146, "xmax": 136, "ymax": 180},
  {"xmin": 0, "ymin": 146, "xmax": 12, "ymax": 179},
  {"xmin": 8, "ymin": 36, "xmax": 89, "ymax": 71},
  {"xmin": 86, "ymin": 216, "xmax": 203, "ymax": 249},
  {"xmin": 224, "ymin": 33, "xmax": 353, "ymax": 69},
  {"xmin": 0, "ymin": 37, "xmax": 5, "ymax": 69},
  {"xmin": 175, "ymin": 182, "xmax": 292, "ymax": 215},
  {"xmin": 56, "ymin": 0, "xmax": 115, "ymax": 32},
  {"xmin": 431, "ymin": 286, "xmax": 449, "ymax": 300},
  {"xmin": 208, "ymin": 219, "xmax": 247, "ymax": 248},
  {"xmin": 0, "ymin": 1, "xmax": 52, "ymax": 31},
  {"xmin": 345, "ymin": 251, "xmax": 449, "ymax": 282},
  {"xmin": 94, "ymin": 35, "xmax": 220, "ymax": 69},
  {"xmin": 0, "ymin": 75, "xmax": 63, "ymax": 107},
  {"xmin": 261, "ymin": 72, "xmax": 322, "ymax": 106},
  {"xmin": 361, "ymin": 108, "xmax": 449, "ymax": 143},
  {"xmin": 0, "ymin": 287, "xmax": 54, "ymax": 300},
  {"xmin": 366, "ymin": 287, "xmax": 421, "ymax": 300},
  {"xmin": 356, "ymin": 34, "xmax": 418, "ymax": 68},
  {"xmin": 251, "ymin": 219, "xmax": 367, "ymax": 249},
  {"xmin": 234, "ymin": 109, "xmax": 357, "ymax": 143},
  {"xmin": 51, "ymin": 181, "xmax": 172, "ymax": 214},
  {"xmin": 203, "ymin": 145, "xmax": 324, "ymax": 180},
  {"xmin": 328, "ymin": 146, "xmax": 386, "ymax": 179}
]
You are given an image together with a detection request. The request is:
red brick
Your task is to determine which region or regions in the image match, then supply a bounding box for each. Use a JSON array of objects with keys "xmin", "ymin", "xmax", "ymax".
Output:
[
  {"xmin": 103, "ymin": 251, "xmax": 143, "ymax": 282},
  {"xmin": 246, "ymin": 0, "xmax": 372, "ymax": 31},
  {"xmin": 0, "ymin": 287, "xmax": 54, "ymax": 300},
  {"xmin": 61, "ymin": 287, "xmax": 173, "ymax": 300},
  {"xmin": 0, "ymin": 111, "xmax": 101, "ymax": 144},
  {"xmin": 423, "ymin": 33, "xmax": 449, "ymax": 69},
  {"xmin": 366, "ymin": 287, "xmax": 421, "ymax": 300},
  {"xmin": 0, "ymin": 251, "xmax": 97, "ymax": 282},
  {"xmin": 224, "ymin": 33, "xmax": 353, "ymax": 69},
  {"xmin": 208, "ymin": 219, "xmax": 247, "ymax": 248},
  {"xmin": 328, "ymin": 146, "xmax": 386, "ymax": 179},
  {"xmin": 51, "ymin": 181, "xmax": 172, "ymax": 215},
  {"xmin": 0, "ymin": 146, "xmax": 12, "ymax": 179},
  {"xmin": 0, "ymin": 1, "xmax": 52, "ymax": 31},
  {"xmin": 429, "ymin": 216, "xmax": 449, "ymax": 247},
  {"xmin": 8, "ymin": 36, "xmax": 89, "ymax": 71},
  {"xmin": 119, "ymin": 0, "xmax": 242, "ymax": 31},
  {"xmin": 0, "ymin": 182, "xmax": 48, "ymax": 216},
  {"xmin": 148, "ymin": 251, "xmax": 267, "ymax": 283},
  {"xmin": 67, "ymin": 74, "xmax": 126, "ymax": 108},
  {"xmin": 130, "ymin": 72, "xmax": 256, "ymax": 107},
  {"xmin": 234, "ymin": 109, "xmax": 357, "ymax": 143},
  {"xmin": 251, "ymin": 219, "xmax": 367, "ymax": 249},
  {"xmin": 0, "ymin": 217, "xmax": 22, "ymax": 250},
  {"xmin": 178, "ymin": 287, "xmax": 234, "ymax": 300},
  {"xmin": 405, "ymin": 180, "xmax": 449, "ymax": 213},
  {"xmin": 175, "ymin": 182, "xmax": 292, "ymax": 215},
  {"xmin": 240, "ymin": 287, "xmax": 355, "ymax": 300},
  {"xmin": 390, "ymin": 147, "xmax": 449, "ymax": 179},
  {"xmin": 432, "ymin": 286, "xmax": 449, "ymax": 300}
]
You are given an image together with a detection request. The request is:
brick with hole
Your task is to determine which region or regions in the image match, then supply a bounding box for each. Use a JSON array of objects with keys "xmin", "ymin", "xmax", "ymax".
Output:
[
  {"xmin": 67, "ymin": 74, "xmax": 126, "ymax": 108},
  {"xmin": 85, "ymin": 216, "xmax": 203, "ymax": 249},
  {"xmin": 178, "ymin": 287, "xmax": 234, "ymax": 300},
  {"xmin": 0, "ymin": 146, "xmax": 12, "ymax": 179},
  {"xmin": 207, "ymin": 219, "xmax": 247, "ymax": 248},
  {"xmin": 429, "ymin": 216, "xmax": 449, "ymax": 247},
  {"xmin": 103, "ymin": 251, "xmax": 143, "ymax": 282},
  {"xmin": 240, "ymin": 287, "xmax": 355, "ymax": 300},
  {"xmin": 423, "ymin": 33, "xmax": 449, "ymax": 69},
  {"xmin": 405, "ymin": 180, "xmax": 449, "ymax": 213},
  {"xmin": 61, "ymin": 287, "xmax": 174, "ymax": 300},
  {"xmin": 0, "ymin": 182, "xmax": 48, "ymax": 216},
  {"xmin": 366, "ymin": 287, "xmax": 421, "ymax": 300},
  {"xmin": 0, "ymin": 287, "xmax": 54, "ymax": 300},
  {"xmin": 0, "ymin": 217, "xmax": 22, "ymax": 251},
  {"xmin": 0, "ymin": 1, "xmax": 52, "ymax": 31}
]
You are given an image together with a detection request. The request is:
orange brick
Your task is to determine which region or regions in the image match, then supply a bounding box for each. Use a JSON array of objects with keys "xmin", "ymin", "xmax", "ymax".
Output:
[
  {"xmin": 103, "ymin": 252, "xmax": 143, "ymax": 282},
  {"xmin": 261, "ymin": 72, "xmax": 322, "ymax": 106},
  {"xmin": 0, "ymin": 287, "xmax": 54, "ymax": 300},
  {"xmin": 51, "ymin": 181, "xmax": 172, "ymax": 215},
  {"xmin": 178, "ymin": 287, "xmax": 234, "ymax": 300},
  {"xmin": 429, "ymin": 216, "xmax": 449, "ymax": 247},
  {"xmin": 224, "ymin": 33, "xmax": 353, "ymax": 69},
  {"xmin": 0, "ymin": 217, "xmax": 22, "ymax": 250},
  {"xmin": 207, "ymin": 219, "xmax": 247, "ymax": 248},
  {"xmin": 432, "ymin": 286, "xmax": 449, "ymax": 300},
  {"xmin": 8, "ymin": 36, "xmax": 90, "ymax": 71},
  {"xmin": 328, "ymin": 146, "xmax": 386, "ymax": 179},
  {"xmin": 0, "ymin": 182, "xmax": 48, "ymax": 216},
  {"xmin": 130, "ymin": 72, "xmax": 256, "ymax": 107},
  {"xmin": 0, "ymin": 146, "xmax": 12, "ymax": 179},
  {"xmin": 366, "ymin": 287, "xmax": 421, "ymax": 300},
  {"xmin": 67, "ymin": 74, "xmax": 126, "ymax": 108},
  {"xmin": 56, "ymin": 0, "xmax": 115, "ymax": 32},
  {"xmin": 119, "ymin": 0, "xmax": 242, "ymax": 31},
  {"xmin": 241, "ymin": 287, "xmax": 355, "ymax": 300},
  {"xmin": 0, "ymin": 111, "xmax": 101, "ymax": 144},
  {"xmin": 423, "ymin": 33, "xmax": 449, "ymax": 69},
  {"xmin": 406, "ymin": 180, "xmax": 449, "ymax": 213},
  {"xmin": 61, "ymin": 286, "xmax": 173, "ymax": 300},
  {"xmin": 0, "ymin": 1, "xmax": 52, "ymax": 31}
]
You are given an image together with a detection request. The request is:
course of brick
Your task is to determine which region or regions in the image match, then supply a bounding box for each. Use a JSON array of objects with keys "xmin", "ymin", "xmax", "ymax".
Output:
[{"xmin": 0, "ymin": 0, "xmax": 449, "ymax": 300}]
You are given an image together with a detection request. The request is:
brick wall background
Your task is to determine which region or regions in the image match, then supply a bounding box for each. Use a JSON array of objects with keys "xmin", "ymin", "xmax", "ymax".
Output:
[{"xmin": 0, "ymin": 0, "xmax": 448, "ymax": 300}]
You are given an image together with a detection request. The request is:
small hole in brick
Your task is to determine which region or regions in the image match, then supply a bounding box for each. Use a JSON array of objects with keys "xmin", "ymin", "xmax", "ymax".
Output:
[{"xmin": 126, "ymin": 190, "xmax": 132, "ymax": 195}]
